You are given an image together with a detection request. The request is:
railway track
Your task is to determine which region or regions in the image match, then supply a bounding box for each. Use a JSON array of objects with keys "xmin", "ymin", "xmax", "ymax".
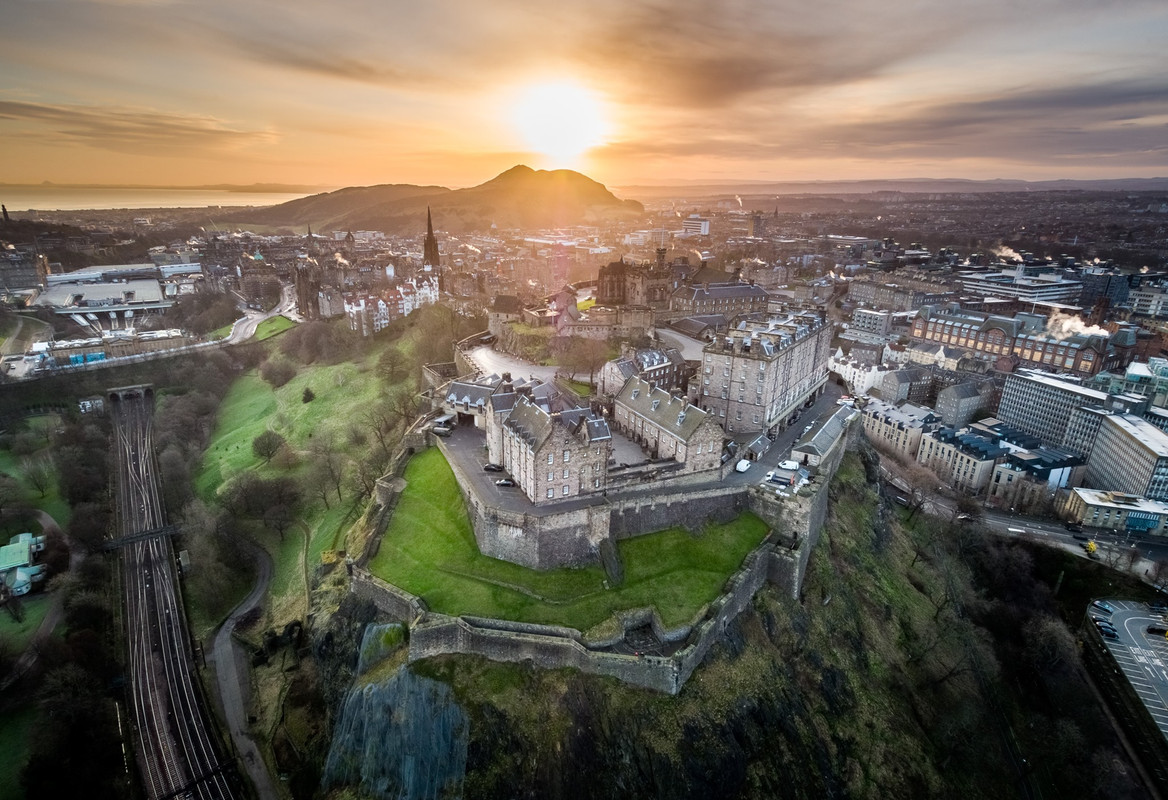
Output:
[{"xmin": 111, "ymin": 387, "xmax": 239, "ymax": 800}]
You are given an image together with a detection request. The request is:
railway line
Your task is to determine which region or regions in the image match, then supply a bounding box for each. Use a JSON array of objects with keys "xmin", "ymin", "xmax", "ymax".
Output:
[{"xmin": 110, "ymin": 386, "xmax": 239, "ymax": 800}]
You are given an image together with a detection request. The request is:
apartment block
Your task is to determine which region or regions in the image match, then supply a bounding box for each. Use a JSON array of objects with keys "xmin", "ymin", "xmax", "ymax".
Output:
[
  {"xmin": 859, "ymin": 397, "xmax": 939, "ymax": 460},
  {"xmin": 1085, "ymin": 414, "xmax": 1168, "ymax": 501},
  {"xmin": 916, "ymin": 427, "xmax": 1009, "ymax": 495},
  {"xmin": 695, "ymin": 312, "xmax": 833, "ymax": 435}
]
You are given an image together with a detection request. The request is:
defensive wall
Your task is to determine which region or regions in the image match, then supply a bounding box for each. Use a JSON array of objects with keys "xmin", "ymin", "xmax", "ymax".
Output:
[{"xmin": 351, "ymin": 408, "xmax": 862, "ymax": 692}]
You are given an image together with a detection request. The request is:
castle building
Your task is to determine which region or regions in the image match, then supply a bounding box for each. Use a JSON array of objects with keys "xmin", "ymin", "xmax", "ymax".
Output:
[
  {"xmin": 597, "ymin": 346, "xmax": 687, "ymax": 398},
  {"xmin": 695, "ymin": 312, "xmax": 833, "ymax": 435},
  {"xmin": 612, "ymin": 377, "xmax": 724, "ymax": 473},
  {"xmin": 498, "ymin": 395, "xmax": 612, "ymax": 505}
]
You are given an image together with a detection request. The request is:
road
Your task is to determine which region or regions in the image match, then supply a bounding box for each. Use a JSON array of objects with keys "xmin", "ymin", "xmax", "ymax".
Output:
[
  {"xmin": 112, "ymin": 388, "xmax": 239, "ymax": 800},
  {"xmin": 226, "ymin": 284, "xmax": 301, "ymax": 344},
  {"xmin": 209, "ymin": 541, "xmax": 279, "ymax": 800}
]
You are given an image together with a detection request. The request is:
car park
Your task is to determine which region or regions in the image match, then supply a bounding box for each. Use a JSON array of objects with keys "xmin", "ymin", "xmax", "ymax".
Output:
[
  {"xmin": 1092, "ymin": 600, "xmax": 1115, "ymax": 614},
  {"xmin": 483, "ymin": 463, "xmax": 504, "ymax": 472},
  {"xmin": 495, "ymin": 478, "xmax": 516, "ymax": 487}
]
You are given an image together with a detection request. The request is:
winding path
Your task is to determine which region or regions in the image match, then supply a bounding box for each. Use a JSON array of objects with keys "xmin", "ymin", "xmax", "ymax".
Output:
[{"xmin": 207, "ymin": 540, "xmax": 279, "ymax": 800}]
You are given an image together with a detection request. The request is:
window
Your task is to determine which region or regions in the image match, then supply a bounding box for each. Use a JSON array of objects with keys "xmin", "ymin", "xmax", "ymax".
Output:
[
  {"xmin": 548, "ymin": 471, "xmax": 554, "ymax": 481},
  {"xmin": 563, "ymin": 450, "xmax": 570, "ymax": 463},
  {"xmin": 547, "ymin": 488, "xmax": 554, "ymax": 498},
  {"xmin": 548, "ymin": 453, "xmax": 554, "ymax": 464},
  {"xmin": 563, "ymin": 469, "xmax": 569, "ymax": 479},
  {"xmin": 562, "ymin": 485, "xmax": 570, "ymax": 496},
  {"xmin": 594, "ymin": 478, "xmax": 600, "ymax": 488}
]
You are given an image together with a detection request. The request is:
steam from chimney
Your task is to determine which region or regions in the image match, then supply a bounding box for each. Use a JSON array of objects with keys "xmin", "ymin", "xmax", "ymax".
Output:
[
  {"xmin": 734, "ymin": 194, "xmax": 743, "ymax": 208},
  {"xmin": 993, "ymin": 246, "xmax": 1023, "ymax": 263},
  {"xmin": 334, "ymin": 252, "xmax": 350, "ymax": 267},
  {"xmin": 1044, "ymin": 311, "xmax": 1108, "ymax": 340}
]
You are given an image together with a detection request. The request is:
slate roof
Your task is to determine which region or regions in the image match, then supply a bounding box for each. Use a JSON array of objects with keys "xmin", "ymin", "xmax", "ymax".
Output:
[
  {"xmin": 674, "ymin": 282, "xmax": 769, "ymax": 304},
  {"xmin": 615, "ymin": 376, "xmax": 713, "ymax": 442},
  {"xmin": 503, "ymin": 395, "xmax": 554, "ymax": 448},
  {"xmin": 794, "ymin": 406, "xmax": 857, "ymax": 457}
]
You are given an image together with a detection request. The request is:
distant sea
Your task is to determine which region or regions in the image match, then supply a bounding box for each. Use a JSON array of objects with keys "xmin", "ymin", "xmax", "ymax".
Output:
[{"xmin": 0, "ymin": 186, "xmax": 312, "ymax": 212}]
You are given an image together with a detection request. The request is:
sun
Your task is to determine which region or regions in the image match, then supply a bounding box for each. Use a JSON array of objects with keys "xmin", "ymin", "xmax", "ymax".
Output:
[{"xmin": 511, "ymin": 81, "xmax": 609, "ymax": 167}]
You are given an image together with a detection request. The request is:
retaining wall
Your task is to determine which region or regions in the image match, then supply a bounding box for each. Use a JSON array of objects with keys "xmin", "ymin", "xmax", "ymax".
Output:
[{"xmin": 354, "ymin": 405, "xmax": 863, "ymax": 692}]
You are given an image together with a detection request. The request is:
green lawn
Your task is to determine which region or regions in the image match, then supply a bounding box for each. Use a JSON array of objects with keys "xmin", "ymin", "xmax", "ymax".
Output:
[
  {"xmin": 368, "ymin": 448, "xmax": 769, "ymax": 631},
  {"xmin": 254, "ymin": 315, "xmax": 295, "ymax": 341},
  {"xmin": 0, "ymin": 704, "xmax": 36, "ymax": 800},
  {"xmin": 0, "ymin": 594, "xmax": 52, "ymax": 655},
  {"xmin": 208, "ymin": 322, "xmax": 234, "ymax": 341},
  {"xmin": 0, "ymin": 430, "xmax": 71, "ymax": 531},
  {"xmin": 196, "ymin": 351, "xmax": 390, "ymax": 621}
]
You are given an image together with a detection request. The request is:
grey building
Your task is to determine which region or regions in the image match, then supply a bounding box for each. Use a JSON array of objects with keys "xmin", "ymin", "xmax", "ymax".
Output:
[
  {"xmin": 695, "ymin": 312, "xmax": 833, "ymax": 435},
  {"xmin": 1085, "ymin": 414, "xmax": 1168, "ymax": 501}
]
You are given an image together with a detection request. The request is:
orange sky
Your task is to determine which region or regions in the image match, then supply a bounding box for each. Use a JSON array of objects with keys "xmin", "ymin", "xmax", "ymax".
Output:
[{"xmin": 2, "ymin": 0, "xmax": 1167, "ymax": 188}]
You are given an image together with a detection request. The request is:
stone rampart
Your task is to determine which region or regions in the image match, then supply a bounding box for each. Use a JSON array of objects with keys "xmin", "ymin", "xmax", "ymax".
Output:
[
  {"xmin": 351, "ymin": 569, "xmax": 428, "ymax": 622},
  {"xmin": 408, "ymin": 615, "xmax": 682, "ymax": 694},
  {"xmin": 609, "ymin": 486, "xmax": 746, "ymax": 539},
  {"xmin": 355, "ymin": 402, "xmax": 863, "ymax": 692}
]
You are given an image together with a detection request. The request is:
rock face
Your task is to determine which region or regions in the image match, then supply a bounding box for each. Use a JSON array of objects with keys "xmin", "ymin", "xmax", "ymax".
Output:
[{"xmin": 322, "ymin": 663, "xmax": 468, "ymax": 800}]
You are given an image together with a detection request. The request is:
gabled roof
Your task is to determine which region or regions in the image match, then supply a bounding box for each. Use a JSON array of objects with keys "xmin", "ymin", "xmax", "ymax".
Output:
[
  {"xmin": 615, "ymin": 376, "xmax": 715, "ymax": 441},
  {"xmin": 503, "ymin": 395, "xmax": 554, "ymax": 448}
]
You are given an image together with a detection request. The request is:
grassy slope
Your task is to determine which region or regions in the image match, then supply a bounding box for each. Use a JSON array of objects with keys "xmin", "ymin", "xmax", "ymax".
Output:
[
  {"xmin": 368, "ymin": 447, "xmax": 768, "ymax": 631},
  {"xmin": 195, "ymin": 353, "xmax": 387, "ymax": 624},
  {"xmin": 0, "ymin": 594, "xmax": 51, "ymax": 654}
]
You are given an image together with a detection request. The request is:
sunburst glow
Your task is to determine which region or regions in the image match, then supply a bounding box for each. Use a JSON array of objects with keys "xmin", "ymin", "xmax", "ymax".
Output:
[{"xmin": 511, "ymin": 81, "xmax": 609, "ymax": 167}]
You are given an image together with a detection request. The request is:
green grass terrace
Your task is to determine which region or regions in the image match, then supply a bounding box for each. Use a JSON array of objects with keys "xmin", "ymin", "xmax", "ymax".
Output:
[{"xmin": 368, "ymin": 447, "xmax": 769, "ymax": 633}]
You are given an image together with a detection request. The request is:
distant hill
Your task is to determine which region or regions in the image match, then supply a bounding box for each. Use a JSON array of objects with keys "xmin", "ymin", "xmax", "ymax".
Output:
[
  {"xmin": 225, "ymin": 165, "xmax": 643, "ymax": 234},
  {"xmin": 616, "ymin": 176, "xmax": 1168, "ymax": 200}
]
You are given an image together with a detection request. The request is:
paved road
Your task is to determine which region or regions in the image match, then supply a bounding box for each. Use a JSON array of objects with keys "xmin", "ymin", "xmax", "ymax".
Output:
[
  {"xmin": 1091, "ymin": 599, "xmax": 1168, "ymax": 738},
  {"xmin": 464, "ymin": 345, "xmax": 563, "ymax": 385},
  {"xmin": 209, "ymin": 541, "xmax": 279, "ymax": 800},
  {"xmin": 226, "ymin": 285, "xmax": 300, "ymax": 344}
]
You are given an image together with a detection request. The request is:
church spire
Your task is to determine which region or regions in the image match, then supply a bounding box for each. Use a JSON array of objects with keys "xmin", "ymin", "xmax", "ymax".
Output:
[{"xmin": 423, "ymin": 205, "xmax": 440, "ymax": 268}]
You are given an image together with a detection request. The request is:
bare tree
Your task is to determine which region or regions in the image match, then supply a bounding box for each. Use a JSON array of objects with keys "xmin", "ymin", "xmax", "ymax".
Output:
[
  {"xmin": 22, "ymin": 456, "xmax": 53, "ymax": 498},
  {"xmin": 309, "ymin": 434, "xmax": 346, "ymax": 504}
]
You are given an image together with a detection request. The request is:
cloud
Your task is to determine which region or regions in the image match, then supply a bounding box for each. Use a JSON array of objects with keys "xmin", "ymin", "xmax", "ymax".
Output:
[{"xmin": 0, "ymin": 100, "xmax": 275, "ymax": 155}]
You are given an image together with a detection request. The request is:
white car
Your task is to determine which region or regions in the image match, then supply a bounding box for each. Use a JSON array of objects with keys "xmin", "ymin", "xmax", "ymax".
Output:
[{"xmin": 735, "ymin": 459, "xmax": 752, "ymax": 473}]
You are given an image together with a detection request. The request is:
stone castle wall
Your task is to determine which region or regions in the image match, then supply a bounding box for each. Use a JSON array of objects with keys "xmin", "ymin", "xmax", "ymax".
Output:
[{"xmin": 353, "ymin": 403, "xmax": 863, "ymax": 693}]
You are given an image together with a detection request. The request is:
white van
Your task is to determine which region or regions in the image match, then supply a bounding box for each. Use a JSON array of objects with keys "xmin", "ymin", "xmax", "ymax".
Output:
[{"xmin": 735, "ymin": 459, "xmax": 752, "ymax": 473}]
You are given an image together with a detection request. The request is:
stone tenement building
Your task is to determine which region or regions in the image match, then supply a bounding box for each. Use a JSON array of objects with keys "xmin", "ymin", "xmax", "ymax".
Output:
[
  {"xmin": 612, "ymin": 377, "xmax": 724, "ymax": 473},
  {"xmin": 498, "ymin": 395, "xmax": 613, "ymax": 505},
  {"xmin": 911, "ymin": 304, "xmax": 1137, "ymax": 377},
  {"xmin": 695, "ymin": 311, "xmax": 833, "ymax": 435}
]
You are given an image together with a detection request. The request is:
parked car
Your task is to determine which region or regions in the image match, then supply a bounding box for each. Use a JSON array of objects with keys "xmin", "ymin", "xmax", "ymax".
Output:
[
  {"xmin": 1098, "ymin": 628, "xmax": 1118, "ymax": 640},
  {"xmin": 735, "ymin": 459, "xmax": 752, "ymax": 473},
  {"xmin": 1092, "ymin": 617, "xmax": 1117, "ymax": 631},
  {"xmin": 495, "ymin": 478, "xmax": 516, "ymax": 487},
  {"xmin": 1092, "ymin": 600, "xmax": 1115, "ymax": 614},
  {"xmin": 483, "ymin": 463, "xmax": 504, "ymax": 472},
  {"xmin": 432, "ymin": 425, "xmax": 453, "ymax": 437},
  {"xmin": 1064, "ymin": 521, "xmax": 1084, "ymax": 533}
]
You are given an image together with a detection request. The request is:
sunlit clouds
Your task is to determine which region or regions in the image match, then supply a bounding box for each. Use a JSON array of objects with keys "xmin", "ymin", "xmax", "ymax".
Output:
[{"xmin": 0, "ymin": 0, "xmax": 1166, "ymax": 186}]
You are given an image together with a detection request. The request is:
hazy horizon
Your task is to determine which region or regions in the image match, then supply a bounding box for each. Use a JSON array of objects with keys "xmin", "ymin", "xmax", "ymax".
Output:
[{"xmin": 3, "ymin": 0, "xmax": 1167, "ymax": 189}]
